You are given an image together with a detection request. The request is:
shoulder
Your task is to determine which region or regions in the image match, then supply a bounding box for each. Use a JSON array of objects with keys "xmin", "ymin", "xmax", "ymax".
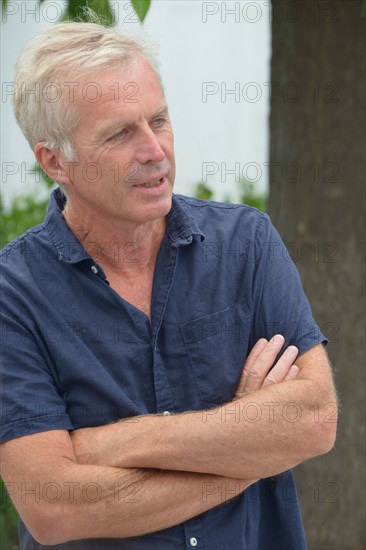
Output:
[
  {"xmin": 0, "ymin": 222, "xmax": 52, "ymax": 320},
  {"xmin": 174, "ymin": 194, "xmax": 266, "ymax": 217},
  {"xmin": 1, "ymin": 222, "xmax": 48, "ymax": 268},
  {"xmin": 173, "ymin": 194, "xmax": 270, "ymax": 240}
]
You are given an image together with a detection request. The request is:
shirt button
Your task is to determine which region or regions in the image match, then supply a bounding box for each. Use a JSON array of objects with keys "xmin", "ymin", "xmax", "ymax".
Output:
[
  {"xmin": 162, "ymin": 411, "xmax": 170, "ymax": 416},
  {"xmin": 90, "ymin": 265, "xmax": 98, "ymax": 274},
  {"xmin": 190, "ymin": 537, "xmax": 198, "ymax": 547}
]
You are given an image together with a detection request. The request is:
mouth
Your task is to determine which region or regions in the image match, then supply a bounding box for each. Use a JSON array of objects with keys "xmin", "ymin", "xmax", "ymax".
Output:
[
  {"xmin": 136, "ymin": 178, "xmax": 164, "ymax": 188},
  {"xmin": 133, "ymin": 175, "xmax": 168, "ymax": 191}
]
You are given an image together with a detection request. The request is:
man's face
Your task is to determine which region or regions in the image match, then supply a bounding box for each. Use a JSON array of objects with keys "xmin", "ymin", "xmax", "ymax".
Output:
[{"xmin": 64, "ymin": 58, "xmax": 175, "ymax": 226}]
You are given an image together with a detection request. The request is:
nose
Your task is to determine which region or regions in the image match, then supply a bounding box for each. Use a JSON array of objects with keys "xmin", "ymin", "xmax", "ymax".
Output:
[{"xmin": 134, "ymin": 124, "xmax": 166, "ymax": 165}]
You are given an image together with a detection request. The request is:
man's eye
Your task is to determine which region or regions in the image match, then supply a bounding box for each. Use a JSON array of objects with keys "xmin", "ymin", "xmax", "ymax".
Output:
[
  {"xmin": 109, "ymin": 129, "xmax": 127, "ymax": 141},
  {"xmin": 152, "ymin": 117, "xmax": 166, "ymax": 127}
]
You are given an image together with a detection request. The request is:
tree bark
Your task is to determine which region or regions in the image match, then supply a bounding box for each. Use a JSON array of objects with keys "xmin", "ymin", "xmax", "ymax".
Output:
[{"xmin": 269, "ymin": 1, "xmax": 365, "ymax": 548}]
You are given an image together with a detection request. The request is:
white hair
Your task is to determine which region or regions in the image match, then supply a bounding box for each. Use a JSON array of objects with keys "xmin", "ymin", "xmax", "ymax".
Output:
[{"xmin": 13, "ymin": 18, "xmax": 162, "ymax": 165}]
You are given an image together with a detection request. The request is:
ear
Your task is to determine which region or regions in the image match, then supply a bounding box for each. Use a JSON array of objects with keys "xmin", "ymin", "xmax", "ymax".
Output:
[{"xmin": 34, "ymin": 143, "xmax": 74, "ymax": 187}]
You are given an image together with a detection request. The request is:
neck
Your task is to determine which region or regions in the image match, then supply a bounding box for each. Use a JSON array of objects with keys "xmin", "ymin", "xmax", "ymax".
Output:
[{"xmin": 63, "ymin": 201, "xmax": 167, "ymax": 277}]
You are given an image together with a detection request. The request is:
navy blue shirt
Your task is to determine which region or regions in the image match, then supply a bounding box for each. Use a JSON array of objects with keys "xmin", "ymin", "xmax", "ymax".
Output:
[{"xmin": 1, "ymin": 188, "xmax": 325, "ymax": 549}]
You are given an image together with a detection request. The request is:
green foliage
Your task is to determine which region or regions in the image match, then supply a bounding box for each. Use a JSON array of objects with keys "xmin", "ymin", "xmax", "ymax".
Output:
[
  {"xmin": 131, "ymin": 0, "xmax": 151, "ymax": 23},
  {"xmin": 192, "ymin": 180, "xmax": 267, "ymax": 212},
  {"xmin": 0, "ymin": 480, "xmax": 19, "ymax": 550},
  {"xmin": 61, "ymin": 0, "xmax": 115, "ymax": 26},
  {"xmin": 193, "ymin": 182, "xmax": 214, "ymax": 201},
  {"xmin": 0, "ymin": 193, "xmax": 50, "ymax": 248},
  {"xmin": 238, "ymin": 179, "xmax": 267, "ymax": 211},
  {"xmin": 33, "ymin": 163, "xmax": 54, "ymax": 188},
  {"xmin": 0, "ymin": 165, "xmax": 53, "ymax": 248}
]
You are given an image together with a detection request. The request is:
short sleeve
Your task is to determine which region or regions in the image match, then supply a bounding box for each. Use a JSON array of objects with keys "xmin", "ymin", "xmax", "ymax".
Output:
[
  {"xmin": 0, "ymin": 310, "xmax": 73, "ymax": 442},
  {"xmin": 250, "ymin": 213, "xmax": 327, "ymax": 356}
]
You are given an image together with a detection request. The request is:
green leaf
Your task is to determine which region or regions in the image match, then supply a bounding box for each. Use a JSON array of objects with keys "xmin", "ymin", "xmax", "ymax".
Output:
[
  {"xmin": 33, "ymin": 163, "xmax": 54, "ymax": 189},
  {"xmin": 62, "ymin": 0, "xmax": 115, "ymax": 26},
  {"xmin": 0, "ymin": 165, "xmax": 54, "ymax": 248},
  {"xmin": 0, "ymin": 478, "xmax": 19, "ymax": 550},
  {"xmin": 131, "ymin": 0, "xmax": 151, "ymax": 23},
  {"xmin": 0, "ymin": 192, "xmax": 50, "ymax": 248},
  {"xmin": 238, "ymin": 179, "xmax": 267, "ymax": 212},
  {"xmin": 193, "ymin": 182, "xmax": 214, "ymax": 201}
]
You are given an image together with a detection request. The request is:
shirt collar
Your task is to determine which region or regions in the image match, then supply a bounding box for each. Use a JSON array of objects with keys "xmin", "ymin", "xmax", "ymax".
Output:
[
  {"xmin": 44, "ymin": 188, "xmax": 205, "ymax": 264},
  {"xmin": 44, "ymin": 188, "xmax": 91, "ymax": 264},
  {"xmin": 166, "ymin": 195, "xmax": 206, "ymax": 245}
]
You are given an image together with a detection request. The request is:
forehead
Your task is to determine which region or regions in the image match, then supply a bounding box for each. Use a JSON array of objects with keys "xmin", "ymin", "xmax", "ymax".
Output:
[{"xmin": 62, "ymin": 58, "xmax": 164, "ymax": 123}]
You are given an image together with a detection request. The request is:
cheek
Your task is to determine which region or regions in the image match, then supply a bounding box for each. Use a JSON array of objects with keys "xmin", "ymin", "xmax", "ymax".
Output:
[
  {"xmin": 161, "ymin": 137, "xmax": 175, "ymax": 162},
  {"xmin": 102, "ymin": 162, "xmax": 138, "ymax": 186},
  {"xmin": 100, "ymin": 148, "xmax": 134, "ymax": 180}
]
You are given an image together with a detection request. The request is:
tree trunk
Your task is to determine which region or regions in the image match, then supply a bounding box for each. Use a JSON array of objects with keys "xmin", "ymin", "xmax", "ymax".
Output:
[{"xmin": 269, "ymin": 1, "xmax": 365, "ymax": 548}]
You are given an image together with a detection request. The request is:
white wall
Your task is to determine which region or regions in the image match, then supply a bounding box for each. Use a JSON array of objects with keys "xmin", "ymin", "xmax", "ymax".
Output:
[{"xmin": 1, "ymin": 0, "xmax": 271, "ymax": 207}]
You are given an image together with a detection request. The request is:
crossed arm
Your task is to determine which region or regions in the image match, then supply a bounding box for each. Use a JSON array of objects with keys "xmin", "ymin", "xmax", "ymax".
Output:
[{"xmin": 0, "ymin": 336, "xmax": 337, "ymax": 545}]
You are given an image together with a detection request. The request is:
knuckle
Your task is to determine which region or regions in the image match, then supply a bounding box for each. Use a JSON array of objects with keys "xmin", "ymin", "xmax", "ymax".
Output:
[
  {"xmin": 248, "ymin": 368, "xmax": 265, "ymax": 381},
  {"xmin": 263, "ymin": 375, "xmax": 277, "ymax": 386}
]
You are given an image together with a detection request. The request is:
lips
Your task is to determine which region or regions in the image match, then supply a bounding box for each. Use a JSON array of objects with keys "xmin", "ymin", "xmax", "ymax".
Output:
[
  {"xmin": 133, "ymin": 174, "xmax": 167, "ymax": 188},
  {"xmin": 136, "ymin": 179, "xmax": 162, "ymax": 188}
]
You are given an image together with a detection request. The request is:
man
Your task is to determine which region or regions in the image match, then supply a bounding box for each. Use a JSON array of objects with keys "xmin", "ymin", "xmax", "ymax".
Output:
[{"xmin": 0, "ymin": 21, "xmax": 337, "ymax": 550}]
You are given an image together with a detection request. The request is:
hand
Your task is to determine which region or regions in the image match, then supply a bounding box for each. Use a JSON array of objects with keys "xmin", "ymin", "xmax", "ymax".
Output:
[
  {"xmin": 234, "ymin": 335, "xmax": 299, "ymax": 399},
  {"xmin": 70, "ymin": 426, "xmax": 99, "ymax": 465}
]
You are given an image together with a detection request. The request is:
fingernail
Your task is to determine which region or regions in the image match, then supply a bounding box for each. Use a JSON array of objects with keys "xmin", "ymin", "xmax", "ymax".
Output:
[
  {"xmin": 270, "ymin": 334, "xmax": 284, "ymax": 344},
  {"xmin": 287, "ymin": 345, "xmax": 299, "ymax": 356}
]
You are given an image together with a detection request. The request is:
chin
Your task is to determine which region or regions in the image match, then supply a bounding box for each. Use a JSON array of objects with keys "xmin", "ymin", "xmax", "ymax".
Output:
[
  {"xmin": 133, "ymin": 196, "xmax": 172, "ymax": 225},
  {"xmin": 150, "ymin": 197, "xmax": 173, "ymax": 220}
]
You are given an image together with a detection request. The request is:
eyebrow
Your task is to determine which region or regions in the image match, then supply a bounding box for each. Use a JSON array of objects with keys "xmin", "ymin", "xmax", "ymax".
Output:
[{"xmin": 94, "ymin": 105, "xmax": 170, "ymax": 143}]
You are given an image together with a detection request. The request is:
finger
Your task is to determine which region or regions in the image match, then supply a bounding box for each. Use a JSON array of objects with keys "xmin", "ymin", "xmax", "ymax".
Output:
[
  {"xmin": 284, "ymin": 364, "xmax": 299, "ymax": 381},
  {"xmin": 240, "ymin": 334, "xmax": 285, "ymax": 394},
  {"xmin": 262, "ymin": 345, "xmax": 299, "ymax": 387},
  {"xmin": 243, "ymin": 338, "xmax": 268, "ymax": 371},
  {"xmin": 235, "ymin": 338, "xmax": 268, "ymax": 396}
]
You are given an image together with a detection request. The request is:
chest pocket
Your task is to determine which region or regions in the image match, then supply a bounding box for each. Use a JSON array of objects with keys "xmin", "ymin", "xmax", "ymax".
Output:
[{"xmin": 180, "ymin": 299, "xmax": 252, "ymax": 404}]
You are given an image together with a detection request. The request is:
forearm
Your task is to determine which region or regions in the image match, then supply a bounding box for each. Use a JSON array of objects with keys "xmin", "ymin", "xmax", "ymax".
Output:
[
  {"xmin": 13, "ymin": 461, "xmax": 255, "ymax": 545},
  {"xmin": 72, "ymin": 343, "xmax": 337, "ymax": 480},
  {"xmin": 125, "ymin": 379, "xmax": 336, "ymax": 479},
  {"xmin": 74, "ymin": 379, "xmax": 336, "ymax": 480}
]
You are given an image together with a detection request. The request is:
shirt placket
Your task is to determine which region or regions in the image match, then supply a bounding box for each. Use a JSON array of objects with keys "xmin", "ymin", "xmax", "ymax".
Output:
[
  {"xmin": 150, "ymin": 235, "xmax": 207, "ymax": 550},
  {"xmin": 183, "ymin": 517, "xmax": 205, "ymax": 550},
  {"xmin": 150, "ymin": 239, "xmax": 179, "ymax": 413}
]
